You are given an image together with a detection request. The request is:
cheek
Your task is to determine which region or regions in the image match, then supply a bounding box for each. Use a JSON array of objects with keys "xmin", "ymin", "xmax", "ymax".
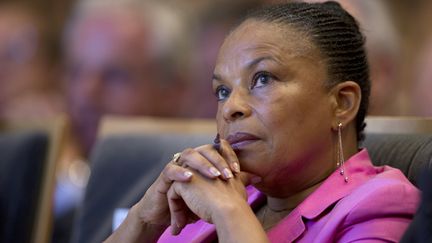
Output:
[
  {"xmin": 255, "ymin": 88, "xmax": 332, "ymax": 159},
  {"xmin": 216, "ymin": 105, "xmax": 227, "ymax": 135},
  {"xmin": 254, "ymin": 88, "xmax": 307, "ymax": 135}
]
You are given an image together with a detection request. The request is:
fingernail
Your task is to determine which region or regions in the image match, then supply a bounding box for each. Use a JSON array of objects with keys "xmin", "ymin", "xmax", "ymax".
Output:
[
  {"xmin": 209, "ymin": 167, "xmax": 221, "ymax": 177},
  {"xmin": 251, "ymin": 176, "xmax": 262, "ymax": 184},
  {"xmin": 232, "ymin": 162, "xmax": 240, "ymax": 173},
  {"xmin": 223, "ymin": 168, "xmax": 233, "ymax": 179},
  {"xmin": 183, "ymin": 171, "xmax": 193, "ymax": 179}
]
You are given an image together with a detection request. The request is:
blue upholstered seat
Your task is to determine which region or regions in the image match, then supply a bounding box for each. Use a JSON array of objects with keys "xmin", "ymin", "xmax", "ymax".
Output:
[{"xmin": 0, "ymin": 131, "xmax": 49, "ymax": 243}]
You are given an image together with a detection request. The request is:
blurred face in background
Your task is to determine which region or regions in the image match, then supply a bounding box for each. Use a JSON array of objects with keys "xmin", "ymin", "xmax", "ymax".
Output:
[
  {"xmin": 64, "ymin": 8, "xmax": 166, "ymax": 154},
  {"xmin": 0, "ymin": 5, "xmax": 48, "ymax": 105}
]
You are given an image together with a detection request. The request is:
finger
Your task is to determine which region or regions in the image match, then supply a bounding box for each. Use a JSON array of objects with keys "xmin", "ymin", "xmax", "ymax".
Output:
[
  {"xmin": 156, "ymin": 163, "xmax": 193, "ymax": 195},
  {"xmin": 219, "ymin": 139, "xmax": 241, "ymax": 173},
  {"xmin": 167, "ymin": 184, "xmax": 188, "ymax": 235},
  {"xmin": 196, "ymin": 144, "xmax": 233, "ymax": 180},
  {"xmin": 179, "ymin": 148, "xmax": 222, "ymax": 179},
  {"xmin": 162, "ymin": 163, "xmax": 194, "ymax": 183},
  {"xmin": 170, "ymin": 223, "xmax": 181, "ymax": 236},
  {"xmin": 238, "ymin": 171, "xmax": 262, "ymax": 186}
]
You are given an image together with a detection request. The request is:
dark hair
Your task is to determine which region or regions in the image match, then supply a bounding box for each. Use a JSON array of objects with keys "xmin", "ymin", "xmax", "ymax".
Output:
[{"xmin": 244, "ymin": 1, "xmax": 370, "ymax": 142}]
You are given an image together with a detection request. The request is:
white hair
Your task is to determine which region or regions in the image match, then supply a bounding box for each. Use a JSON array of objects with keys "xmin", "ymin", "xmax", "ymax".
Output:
[
  {"xmin": 348, "ymin": 0, "xmax": 399, "ymax": 58},
  {"xmin": 64, "ymin": 0, "xmax": 191, "ymax": 77}
]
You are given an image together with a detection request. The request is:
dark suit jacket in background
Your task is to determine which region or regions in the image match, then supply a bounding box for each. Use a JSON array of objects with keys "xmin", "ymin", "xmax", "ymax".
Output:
[
  {"xmin": 0, "ymin": 132, "xmax": 48, "ymax": 243},
  {"xmin": 400, "ymin": 168, "xmax": 432, "ymax": 243}
]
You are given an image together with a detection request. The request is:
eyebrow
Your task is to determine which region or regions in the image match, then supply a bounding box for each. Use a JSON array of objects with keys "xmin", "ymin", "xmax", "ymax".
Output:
[
  {"xmin": 212, "ymin": 73, "xmax": 222, "ymax": 81},
  {"xmin": 246, "ymin": 56, "xmax": 279, "ymax": 70},
  {"xmin": 212, "ymin": 56, "xmax": 280, "ymax": 82}
]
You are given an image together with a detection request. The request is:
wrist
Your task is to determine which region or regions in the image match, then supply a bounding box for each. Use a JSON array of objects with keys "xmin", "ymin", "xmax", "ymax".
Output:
[
  {"xmin": 105, "ymin": 204, "xmax": 167, "ymax": 243},
  {"xmin": 211, "ymin": 199, "xmax": 269, "ymax": 243},
  {"xmin": 211, "ymin": 198, "xmax": 251, "ymax": 225},
  {"xmin": 131, "ymin": 204, "xmax": 168, "ymax": 232}
]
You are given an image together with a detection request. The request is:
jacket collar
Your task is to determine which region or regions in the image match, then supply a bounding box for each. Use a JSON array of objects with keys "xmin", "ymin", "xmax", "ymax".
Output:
[{"xmin": 264, "ymin": 149, "xmax": 377, "ymax": 242}]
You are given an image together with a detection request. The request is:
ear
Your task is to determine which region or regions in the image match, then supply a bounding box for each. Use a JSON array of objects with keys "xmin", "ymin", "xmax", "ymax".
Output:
[{"xmin": 330, "ymin": 81, "xmax": 361, "ymax": 130}]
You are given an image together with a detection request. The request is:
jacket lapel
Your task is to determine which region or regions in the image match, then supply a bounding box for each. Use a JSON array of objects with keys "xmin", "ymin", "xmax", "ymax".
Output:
[{"xmin": 267, "ymin": 149, "xmax": 376, "ymax": 242}]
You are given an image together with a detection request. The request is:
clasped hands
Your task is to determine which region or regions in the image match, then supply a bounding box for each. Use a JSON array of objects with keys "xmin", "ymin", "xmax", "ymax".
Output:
[{"xmin": 133, "ymin": 137, "xmax": 260, "ymax": 236}]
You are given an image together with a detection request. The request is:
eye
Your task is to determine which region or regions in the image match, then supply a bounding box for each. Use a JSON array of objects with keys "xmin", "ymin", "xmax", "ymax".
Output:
[
  {"xmin": 215, "ymin": 85, "xmax": 231, "ymax": 101},
  {"xmin": 251, "ymin": 71, "xmax": 275, "ymax": 89}
]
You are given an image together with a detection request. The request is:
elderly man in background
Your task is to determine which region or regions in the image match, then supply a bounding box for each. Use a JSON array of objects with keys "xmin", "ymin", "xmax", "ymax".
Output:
[
  {"xmin": 63, "ymin": 0, "xmax": 190, "ymax": 156},
  {"xmin": 54, "ymin": 0, "xmax": 190, "ymax": 241}
]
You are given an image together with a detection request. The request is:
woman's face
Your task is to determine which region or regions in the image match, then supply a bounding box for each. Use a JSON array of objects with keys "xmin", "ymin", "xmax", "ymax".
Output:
[{"xmin": 214, "ymin": 20, "xmax": 336, "ymax": 195}]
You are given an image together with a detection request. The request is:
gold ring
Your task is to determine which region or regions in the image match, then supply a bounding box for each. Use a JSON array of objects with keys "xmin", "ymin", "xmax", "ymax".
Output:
[{"xmin": 172, "ymin": 152, "xmax": 181, "ymax": 164}]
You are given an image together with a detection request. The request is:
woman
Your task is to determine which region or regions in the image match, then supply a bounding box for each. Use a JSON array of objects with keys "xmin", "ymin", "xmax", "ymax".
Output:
[{"xmin": 105, "ymin": 1, "xmax": 419, "ymax": 242}]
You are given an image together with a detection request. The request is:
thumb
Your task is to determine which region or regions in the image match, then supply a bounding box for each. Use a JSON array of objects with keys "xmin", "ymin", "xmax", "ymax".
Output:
[{"xmin": 238, "ymin": 171, "xmax": 262, "ymax": 186}]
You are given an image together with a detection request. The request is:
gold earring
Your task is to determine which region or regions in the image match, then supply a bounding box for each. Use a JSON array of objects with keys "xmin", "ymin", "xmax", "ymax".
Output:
[{"xmin": 337, "ymin": 122, "xmax": 348, "ymax": 182}]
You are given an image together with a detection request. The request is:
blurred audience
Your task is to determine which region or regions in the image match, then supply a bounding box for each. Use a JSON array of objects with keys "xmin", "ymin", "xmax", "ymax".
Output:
[{"xmin": 0, "ymin": 2, "xmax": 64, "ymax": 122}]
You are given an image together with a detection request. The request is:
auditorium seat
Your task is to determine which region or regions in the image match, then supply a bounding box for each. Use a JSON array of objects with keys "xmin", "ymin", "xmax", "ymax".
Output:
[
  {"xmin": 0, "ymin": 116, "xmax": 66, "ymax": 243},
  {"xmin": 71, "ymin": 116, "xmax": 214, "ymax": 243}
]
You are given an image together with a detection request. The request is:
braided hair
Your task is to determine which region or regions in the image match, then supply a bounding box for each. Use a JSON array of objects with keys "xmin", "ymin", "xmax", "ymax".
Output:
[{"xmin": 244, "ymin": 1, "xmax": 370, "ymax": 142}]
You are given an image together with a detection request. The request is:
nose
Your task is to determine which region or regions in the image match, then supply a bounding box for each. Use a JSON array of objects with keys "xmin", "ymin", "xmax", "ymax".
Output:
[
  {"xmin": 80, "ymin": 73, "xmax": 102, "ymax": 98},
  {"xmin": 67, "ymin": 68, "xmax": 104, "ymax": 112},
  {"xmin": 222, "ymin": 89, "xmax": 252, "ymax": 122},
  {"xmin": 69, "ymin": 69, "xmax": 103, "ymax": 103}
]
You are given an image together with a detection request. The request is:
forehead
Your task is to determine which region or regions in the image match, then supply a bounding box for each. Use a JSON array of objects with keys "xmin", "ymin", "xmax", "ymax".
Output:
[{"xmin": 218, "ymin": 19, "xmax": 319, "ymax": 62}]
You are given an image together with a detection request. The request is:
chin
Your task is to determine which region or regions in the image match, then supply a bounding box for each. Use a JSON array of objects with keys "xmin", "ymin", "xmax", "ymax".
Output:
[{"xmin": 237, "ymin": 156, "xmax": 265, "ymax": 177}]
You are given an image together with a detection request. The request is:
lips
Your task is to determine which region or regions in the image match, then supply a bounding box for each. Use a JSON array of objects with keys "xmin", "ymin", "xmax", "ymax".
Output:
[{"xmin": 225, "ymin": 132, "xmax": 260, "ymax": 149}]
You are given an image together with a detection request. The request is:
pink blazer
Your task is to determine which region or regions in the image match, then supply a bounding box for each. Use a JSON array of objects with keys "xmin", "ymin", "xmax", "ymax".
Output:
[{"xmin": 158, "ymin": 149, "xmax": 420, "ymax": 242}]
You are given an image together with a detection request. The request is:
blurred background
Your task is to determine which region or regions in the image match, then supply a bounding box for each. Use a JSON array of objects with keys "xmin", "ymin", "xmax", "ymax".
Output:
[{"xmin": 0, "ymin": 0, "xmax": 431, "ymax": 242}]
